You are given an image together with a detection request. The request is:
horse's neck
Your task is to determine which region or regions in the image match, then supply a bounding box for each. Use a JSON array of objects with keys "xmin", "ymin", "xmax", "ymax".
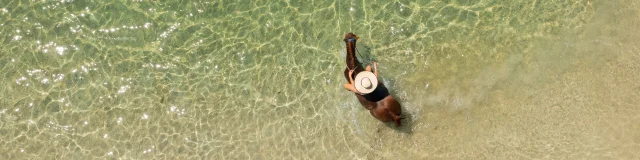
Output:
[{"xmin": 345, "ymin": 41, "xmax": 359, "ymax": 69}]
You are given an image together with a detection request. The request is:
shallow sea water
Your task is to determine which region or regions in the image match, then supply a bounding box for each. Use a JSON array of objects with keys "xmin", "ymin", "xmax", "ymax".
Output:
[{"xmin": 1, "ymin": 0, "xmax": 639, "ymax": 159}]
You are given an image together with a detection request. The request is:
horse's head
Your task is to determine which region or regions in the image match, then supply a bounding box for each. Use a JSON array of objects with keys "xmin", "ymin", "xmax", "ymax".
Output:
[
  {"xmin": 343, "ymin": 33, "xmax": 359, "ymax": 43},
  {"xmin": 343, "ymin": 32, "xmax": 361, "ymax": 80}
]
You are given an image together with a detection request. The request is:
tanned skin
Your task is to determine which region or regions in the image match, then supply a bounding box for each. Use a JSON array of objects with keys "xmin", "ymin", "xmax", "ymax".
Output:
[{"xmin": 342, "ymin": 33, "xmax": 403, "ymax": 127}]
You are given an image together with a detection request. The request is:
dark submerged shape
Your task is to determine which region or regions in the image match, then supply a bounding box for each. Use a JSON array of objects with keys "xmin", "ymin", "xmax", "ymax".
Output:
[{"xmin": 342, "ymin": 33, "xmax": 403, "ymax": 127}]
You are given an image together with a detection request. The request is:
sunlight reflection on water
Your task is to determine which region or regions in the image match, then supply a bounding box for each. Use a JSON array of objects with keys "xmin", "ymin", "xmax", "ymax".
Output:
[{"xmin": 1, "ymin": 0, "xmax": 639, "ymax": 159}]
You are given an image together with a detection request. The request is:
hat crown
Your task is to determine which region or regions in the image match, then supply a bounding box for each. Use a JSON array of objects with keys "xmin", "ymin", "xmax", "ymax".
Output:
[{"xmin": 361, "ymin": 78, "xmax": 372, "ymax": 88}]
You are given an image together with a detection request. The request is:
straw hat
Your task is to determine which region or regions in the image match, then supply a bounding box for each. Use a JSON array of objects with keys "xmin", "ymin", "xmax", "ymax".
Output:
[{"xmin": 354, "ymin": 71, "xmax": 378, "ymax": 94}]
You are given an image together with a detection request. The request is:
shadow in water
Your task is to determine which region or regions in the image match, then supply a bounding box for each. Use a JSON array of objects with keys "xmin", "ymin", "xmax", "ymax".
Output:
[{"xmin": 356, "ymin": 45, "xmax": 377, "ymax": 65}]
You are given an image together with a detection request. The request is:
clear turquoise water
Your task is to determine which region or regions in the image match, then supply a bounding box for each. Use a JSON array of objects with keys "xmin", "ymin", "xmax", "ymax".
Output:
[{"xmin": 1, "ymin": 0, "xmax": 639, "ymax": 159}]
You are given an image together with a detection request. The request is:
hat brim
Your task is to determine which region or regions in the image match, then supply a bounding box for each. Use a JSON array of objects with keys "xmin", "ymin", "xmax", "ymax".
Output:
[{"xmin": 354, "ymin": 71, "xmax": 378, "ymax": 94}]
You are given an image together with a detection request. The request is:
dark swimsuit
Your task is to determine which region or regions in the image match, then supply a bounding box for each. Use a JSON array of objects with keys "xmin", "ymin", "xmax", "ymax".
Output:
[{"xmin": 362, "ymin": 82, "xmax": 390, "ymax": 102}]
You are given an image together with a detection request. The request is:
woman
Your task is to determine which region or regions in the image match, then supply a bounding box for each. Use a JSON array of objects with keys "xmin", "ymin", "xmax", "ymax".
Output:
[{"xmin": 342, "ymin": 33, "xmax": 403, "ymax": 127}]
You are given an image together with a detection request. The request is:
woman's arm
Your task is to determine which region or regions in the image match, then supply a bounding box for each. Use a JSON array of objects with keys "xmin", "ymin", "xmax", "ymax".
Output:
[
  {"xmin": 373, "ymin": 62, "xmax": 378, "ymax": 78},
  {"xmin": 344, "ymin": 83, "xmax": 360, "ymax": 94},
  {"xmin": 366, "ymin": 62, "xmax": 379, "ymax": 78},
  {"xmin": 344, "ymin": 69, "xmax": 361, "ymax": 94}
]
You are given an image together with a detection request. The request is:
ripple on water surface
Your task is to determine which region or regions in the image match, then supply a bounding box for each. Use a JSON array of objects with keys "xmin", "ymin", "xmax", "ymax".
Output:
[{"xmin": 1, "ymin": 0, "xmax": 639, "ymax": 159}]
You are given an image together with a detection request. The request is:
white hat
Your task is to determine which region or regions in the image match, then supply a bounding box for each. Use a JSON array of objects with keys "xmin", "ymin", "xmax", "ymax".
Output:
[{"xmin": 354, "ymin": 71, "xmax": 378, "ymax": 94}]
